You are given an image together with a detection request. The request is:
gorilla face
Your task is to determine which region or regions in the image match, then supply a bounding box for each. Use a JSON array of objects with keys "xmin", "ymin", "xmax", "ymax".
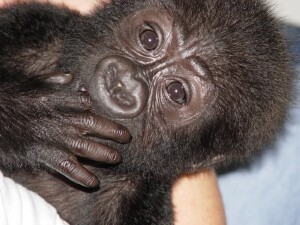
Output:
[{"xmin": 61, "ymin": 0, "xmax": 291, "ymax": 177}]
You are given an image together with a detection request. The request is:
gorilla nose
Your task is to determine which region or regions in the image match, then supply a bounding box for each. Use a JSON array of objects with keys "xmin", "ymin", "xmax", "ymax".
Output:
[{"xmin": 89, "ymin": 56, "xmax": 149, "ymax": 119}]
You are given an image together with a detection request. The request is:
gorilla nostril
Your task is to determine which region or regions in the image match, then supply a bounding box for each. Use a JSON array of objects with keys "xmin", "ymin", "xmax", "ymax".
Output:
[
  {"xmin": 105, "ymin": 65, "xmax": 118, "ymax": 90},
  {"xmin": 110, "ymin": 87, "xmax": 135, "ymax": 107},
  {"xmin": 105, "ymin": 65, "xmax": 138, "ymax": 108},
  {"xmin": 89, "ymin": 55, "xmax": 149, "ymax": 119}
]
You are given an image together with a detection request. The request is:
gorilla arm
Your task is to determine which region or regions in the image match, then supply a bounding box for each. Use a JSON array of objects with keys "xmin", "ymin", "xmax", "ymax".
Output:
[{"xmin": 0, "ymin": 3, "xmax": 131, "ymax": 188}]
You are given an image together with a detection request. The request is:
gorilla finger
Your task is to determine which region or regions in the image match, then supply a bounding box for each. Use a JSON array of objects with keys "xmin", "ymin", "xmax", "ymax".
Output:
[
  {"xmin": 66, "ymin": 137, "xmax": 121, "ymax": 163},
  {"xmin": 55, "ymin": 91, "xmax": 93, "ymax": 112},
  {"xmin": 70, "ymin": 113, "xmax": 131, "ymax": 143},
  {"xmin": 58, "ymin": 91, "xmax": 93, "ymax": 111},
  {"xmin": 50, "ymin": 155, "xmax": 99, "ymax": 188},
  {"xmin": 39, "ymin": 71, "xmax": 74, "ymax": 85}
]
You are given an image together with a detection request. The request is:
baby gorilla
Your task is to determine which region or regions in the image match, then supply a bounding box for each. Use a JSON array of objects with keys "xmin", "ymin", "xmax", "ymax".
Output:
[{"xmin": 0, "ymin": 0, "xmax": 293, "ymax": 224}]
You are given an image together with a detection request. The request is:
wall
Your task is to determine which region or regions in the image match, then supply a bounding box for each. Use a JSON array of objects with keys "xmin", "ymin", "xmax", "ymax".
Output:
[{"xmin": 269, "ymin": 0, "xmax": 300, "ymax": 25}]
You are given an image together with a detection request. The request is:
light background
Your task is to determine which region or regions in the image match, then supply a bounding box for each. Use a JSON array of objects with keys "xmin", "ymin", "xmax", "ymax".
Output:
[{"xmin": 269, "ymin": 0, "xmax": 300, "ymax": 25}]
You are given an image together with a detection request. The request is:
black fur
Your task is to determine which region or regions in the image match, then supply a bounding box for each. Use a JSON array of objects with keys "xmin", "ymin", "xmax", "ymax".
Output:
[
  {"xmin": 0, "ymin": 3, "xmax": 132, "ymax": 188},
  {"xmin": 0, "ymin": 0, "xmax": 293, "ymax": 224},
  {"xmin": 0, "ymin": 3, "xmax": 78, "ymax": 167}
]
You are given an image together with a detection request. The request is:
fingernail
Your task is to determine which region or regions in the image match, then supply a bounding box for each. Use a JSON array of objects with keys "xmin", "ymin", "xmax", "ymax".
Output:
[{"xmin": 46, "ymin": 73, "xmax": 73, "ymax": 85}]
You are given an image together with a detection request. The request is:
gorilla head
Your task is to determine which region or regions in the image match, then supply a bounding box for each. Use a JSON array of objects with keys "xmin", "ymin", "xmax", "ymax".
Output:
[{"xmin": 59, "ymin": 0, "xmax": 292, "ymax": 178}]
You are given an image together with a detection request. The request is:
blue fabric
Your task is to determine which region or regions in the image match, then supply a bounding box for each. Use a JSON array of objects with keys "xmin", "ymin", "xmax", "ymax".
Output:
[{"xmin": 218, "ymin": 25, "xmax": 300, "ymax": 225}]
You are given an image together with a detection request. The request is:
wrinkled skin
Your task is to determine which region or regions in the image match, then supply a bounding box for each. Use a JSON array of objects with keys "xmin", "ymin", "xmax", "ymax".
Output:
[{"xmin": 1, "ymin": 0, "xmax": 293, "ymax": 224}]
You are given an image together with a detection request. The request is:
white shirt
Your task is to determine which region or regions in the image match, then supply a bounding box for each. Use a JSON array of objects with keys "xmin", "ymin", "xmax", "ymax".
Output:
[{"xmin": 0, "ymin": 171, "xmax": 69, "ymax": 225}]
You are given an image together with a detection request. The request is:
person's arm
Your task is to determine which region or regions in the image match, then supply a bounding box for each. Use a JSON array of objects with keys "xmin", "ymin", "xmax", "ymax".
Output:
[
  {"xmin": 172, "ymin": 170, "xmax": 226, "ymax": 225},
  {"xmin": 0, "ymin": 0, "xmax": 108, "ymax": 13}
]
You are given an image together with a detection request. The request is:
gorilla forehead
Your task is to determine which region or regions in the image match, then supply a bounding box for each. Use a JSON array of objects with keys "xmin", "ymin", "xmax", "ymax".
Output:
[{"xmin": 93, "ymin": 0, "xmax": 271, "ymax": 34}]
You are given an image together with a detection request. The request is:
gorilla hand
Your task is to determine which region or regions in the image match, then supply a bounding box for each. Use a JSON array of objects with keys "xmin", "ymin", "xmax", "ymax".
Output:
[{"xmin": 0, "ymin": 71, "xmax": 131, "ymax": 188}]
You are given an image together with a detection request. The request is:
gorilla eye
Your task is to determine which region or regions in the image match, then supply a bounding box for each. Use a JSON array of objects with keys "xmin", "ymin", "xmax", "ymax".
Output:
[
  {"xmin": 140, "ymin": 30, "xmax": 159, "ymax": 51},
  {"xmin": 167, "ymin": 82, "xmax": 186, "ymax": 104}
]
